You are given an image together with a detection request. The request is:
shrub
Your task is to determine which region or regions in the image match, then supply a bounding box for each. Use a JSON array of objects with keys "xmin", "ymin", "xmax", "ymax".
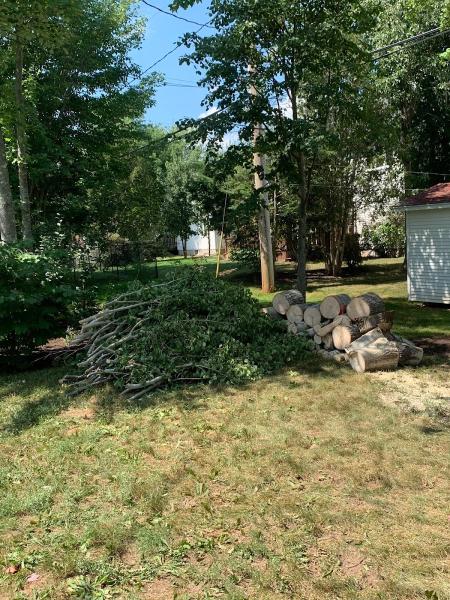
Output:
[
  {"xmin": 0, "ymin": 245, "xmax": 91, "ymax": 356},
  {"xmin": 344, "ymin": 233, "xmax": 363, "ymax": 270},
  {"xmin": 229, "ymin": 246, "xmax": 260, "ymax": 270},
  {"xmin": 361, "ymin": 219, "xmax": 405, "ymax": 258}
]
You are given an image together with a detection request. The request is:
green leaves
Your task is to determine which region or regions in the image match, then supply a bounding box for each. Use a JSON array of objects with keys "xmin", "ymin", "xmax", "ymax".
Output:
[{"xmin": 80, "ymin": 268, "xmax": 312, "ymax": 394}]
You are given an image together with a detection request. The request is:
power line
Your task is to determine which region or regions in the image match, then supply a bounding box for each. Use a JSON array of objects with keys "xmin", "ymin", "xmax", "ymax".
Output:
[
  {"xmin": 118, "ymin": 101, "xmax": 237, "ymax": 159},
  {"xmin": 373, "ymin": 27, "xmax": 450, "ymax": 59},
  {"xmin": 122, "ymin": 18, "xmax": 213, "ymax": 91},
  {"xmin": 373, "ymin": 28, "xmax": 441, "ymax": 54},
  {"xmin": 140, "ymin": 0, "xmax": 214, "ymax": 29}
]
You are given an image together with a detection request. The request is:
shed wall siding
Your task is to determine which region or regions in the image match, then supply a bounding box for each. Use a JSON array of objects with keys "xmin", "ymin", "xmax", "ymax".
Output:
[{"xmin": 406, "ymin": 207, "xmax": 450, "ymax": 304}]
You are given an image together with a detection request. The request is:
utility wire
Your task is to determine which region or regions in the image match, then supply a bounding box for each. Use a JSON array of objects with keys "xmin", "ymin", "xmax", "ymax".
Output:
[
  {"xmin": 122, "ymin": 17, "xmax": 213, "ymax": 90},
  {"xmin": 374, "ymin": 27, "xmax": 450, "ymax": 59},
  {"xmin": 140, "ymin": 0, "xmax": 214, "ymax": 29},
  {"xmin": 372, "ymin": 27, "xmax": 441, "ymax": 54}
]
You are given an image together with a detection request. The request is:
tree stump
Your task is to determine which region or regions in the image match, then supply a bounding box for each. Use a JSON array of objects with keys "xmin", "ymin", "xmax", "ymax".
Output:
[
  {"xmin": 320, "ymin": 294, "xmax": 351, "ymax": 319},
  {"xmin": 272, "ymin": 289, "xmax": 305, "ymax": 315},
  {"xmin": 346, "ymin": 293, "xmax": 385, "ymax": 321},
  {"xmin": 345, "ymin": 328, "xmax": 387, "ymax": 353}
]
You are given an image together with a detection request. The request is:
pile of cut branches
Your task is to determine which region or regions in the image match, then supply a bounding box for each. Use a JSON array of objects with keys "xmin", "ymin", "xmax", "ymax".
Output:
[{"xmin": 62, "ymin": 269, "xmax": 311, "ymax": 399}]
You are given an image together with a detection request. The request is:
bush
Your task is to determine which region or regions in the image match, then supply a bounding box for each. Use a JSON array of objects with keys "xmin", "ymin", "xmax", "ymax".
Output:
[
  {"xmin": 361, "ymin": 219, "xmax": 405, "ymax": 258},
  {"xmin": 344, "ymin": 233, "xmax": 363, "ymax": 270},
  {"xmin": 0, "ymin": 245, "xmax": 91, "ymax": 356},
  {"xmin": 229, "ymin": 246, "xmax": 260, "ymax": 270}
]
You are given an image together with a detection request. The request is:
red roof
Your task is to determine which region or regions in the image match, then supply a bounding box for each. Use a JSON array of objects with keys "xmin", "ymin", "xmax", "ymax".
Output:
[{"xmin": 403, "ymin": 182, "xmax": 450, "ymax": 206}]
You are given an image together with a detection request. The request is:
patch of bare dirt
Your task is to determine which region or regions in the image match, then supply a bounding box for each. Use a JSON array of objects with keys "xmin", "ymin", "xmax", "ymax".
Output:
[
  {"xmin": 63, "ymin": 406, "xmax": 95, "ymax": 420},
  {"xmin": 340, "ymin": 546, "xmax": 380, "ymax": 587},
  {"xmin": 370, "ymin": 368, "xmax": 449, "ymax": 413},
  {"xmin": 140, "ymin": 579, "xmax": 174, "ymax": 599},
  {"xmin": 415, "ymin": 337, "xmax": 450, "ymax": 358}
]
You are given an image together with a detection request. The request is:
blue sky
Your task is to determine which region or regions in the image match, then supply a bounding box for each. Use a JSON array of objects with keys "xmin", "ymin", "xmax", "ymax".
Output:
[{"xmin": 131, "ymin": 1, "xmax": 213, "ymax": 127}]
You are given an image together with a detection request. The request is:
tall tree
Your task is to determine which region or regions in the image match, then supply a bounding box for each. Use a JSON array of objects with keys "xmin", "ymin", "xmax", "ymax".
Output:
[
  {"xmin": 0, "ymin": 128, "xmax": 17, "ymax": 243},
  {"xmin": 0, "ymin": 0, "xmax": 159, "ymax": 242},
  {"xmin": 173, "ymin": 0, "xmax": 376, "ymax": 296}
]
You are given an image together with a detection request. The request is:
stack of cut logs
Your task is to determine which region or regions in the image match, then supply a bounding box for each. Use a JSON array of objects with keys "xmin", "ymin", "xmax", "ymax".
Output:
[{"xmin": 264, "ymin": 290, "xmax": 423, "ymax": 373}]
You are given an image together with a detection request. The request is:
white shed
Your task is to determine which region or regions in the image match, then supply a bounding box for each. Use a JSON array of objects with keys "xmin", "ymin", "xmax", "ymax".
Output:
[
  {"xmin": 176, "ymin": 225, "xmax": 220, "ymax": 257},
  {"xmin": 402, "ymin": 183, "xmax": 450, "ymax": 304}
]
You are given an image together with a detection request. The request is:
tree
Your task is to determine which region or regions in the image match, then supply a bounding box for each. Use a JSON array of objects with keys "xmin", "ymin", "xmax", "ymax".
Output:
[
  {"xmin": 173, "ymin": 0, "xmax": 376, "ymax": 296},
  {"xmin": 0, "ymin": 0, "xmax": 160, "ymax": 242},
  {"xmin": 164, "ymin": 139, "xmax": 206, "ymax": 257},
  {"xmin": 374, "ymin": 0, "xmax": 450, "ymax": 192},
  {"xmin": 0, "ymin": 128, "xmax": 17, "ymax": 242}
]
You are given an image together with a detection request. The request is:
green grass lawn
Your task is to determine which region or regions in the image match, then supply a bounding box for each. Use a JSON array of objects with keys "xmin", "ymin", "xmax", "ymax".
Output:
[{"xmin": 0, "ymin": 258, "xmax": 449, "ymax": 599}]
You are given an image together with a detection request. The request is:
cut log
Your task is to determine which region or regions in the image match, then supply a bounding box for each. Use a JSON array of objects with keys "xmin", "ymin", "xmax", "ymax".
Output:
[
  {"xmin": 322, "ymin": 333, "xmax": 334, "ymax": 350},
  {"xmin": 286, "ymin": 303, "xmax": 308, "ymax": 324},
  {"xmin": 345, "ymin": 328, "xmax": 387, "ymax": 353},
  {"xmin": 354, "ymin": 311, "xmax": 393, "ymax": 335},
  {"xmin": 396, "ymin": 341, "xmax": 424, "ymax": 366},
  {"xmin": 313, "ymin": 315, "xmax": 350, "ymax": 337},
  {"xmin": 272, "ymin": 289, "xmax": 305, "ymax": 315},
  {"xmin": 314, "ymin": 334, "xmax": 323, "ymax": 346},
  {"xmin": 348, "ymin": 342, "xmax": 399, "ymax": 373},
  {"xmin": 262, "ymin": 306, "xmax": 283, "ymax": 320},
  {"xmin": 304, "ymin": 305, "xmax": 322, "ymax": 327},
  {"xmin": 386, "ymin": 333, "xmax": 424, "ymax": 366},
  {"xmin": 320, "ymin": 294, "xmax": 351, "ymax": 319},
  {"xmin": 288, "ymin": 322, "xmax": 298, "ymax": 335},
  {"xmin": 332, "ymin": 324, "xmax": 364, "ymax": 350},
  {"xmin": 313, "ymin": 320, "xmax": 331, "ymax": 335},
  {"xmin": 346, "ymin": 293, "xmax": 385, "ymax": 321}
]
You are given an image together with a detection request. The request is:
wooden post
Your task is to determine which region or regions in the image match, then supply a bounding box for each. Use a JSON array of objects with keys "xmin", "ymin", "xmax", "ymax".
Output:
[{"xmin": 249, "ymin": 65, "xmax": 275, "ymax": 293}]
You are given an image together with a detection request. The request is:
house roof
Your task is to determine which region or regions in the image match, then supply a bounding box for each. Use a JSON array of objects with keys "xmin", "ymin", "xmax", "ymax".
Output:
[{"xmin": 403, "ymin": 182, "xmax": 450, "ymax": 207}]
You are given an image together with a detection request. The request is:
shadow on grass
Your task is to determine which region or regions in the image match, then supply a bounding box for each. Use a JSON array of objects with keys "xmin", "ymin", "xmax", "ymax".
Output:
[{"xmin": 1, "ymin": 355, "xmax": 338, "ymax": 434}]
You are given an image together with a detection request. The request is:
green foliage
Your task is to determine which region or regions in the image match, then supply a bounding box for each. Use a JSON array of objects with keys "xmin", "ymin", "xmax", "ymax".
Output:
[
  {"xmin": 362, "ymin": 220, "xmax": 405, "ymax": 258},
  {"xmin": 0, "ymin": 245, "xmax": 92, "ymax": 355},
  {"xmin": 343, "ymin": 233, "xmax": 363, "ymax": 271},
  {"xmin": 70, "ymin": 268, "xmax": 312, "ymax": 396},
  {"xmin": 229, "ymin": 246, "xmax": 260, "ymax": 270}
]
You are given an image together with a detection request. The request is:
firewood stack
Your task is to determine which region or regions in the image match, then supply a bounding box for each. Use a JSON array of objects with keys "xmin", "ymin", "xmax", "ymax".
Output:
[{"xmin": 264, "ymin": 290, "xmax": 423, "ymax": 372}]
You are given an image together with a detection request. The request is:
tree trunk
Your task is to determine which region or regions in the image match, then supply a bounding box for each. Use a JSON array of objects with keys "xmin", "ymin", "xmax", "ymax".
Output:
[
  {"xmin": 182, "ymin": 238, "xmax": 187, "ymax": 258},
  {"xmin": 14, "ymin": 33, "xmax": 32, "ymax": 243},
  {"xmin": 253, "ymin": 132, "xmax": 275, "ymax": 293},
  {"xmin": 354, "ymin": 311, "xmax": 394, "ymax": 335},
  {"xmin": 296, "ymin": 174, "xmax": 308, "ymax": 298},
  {"xmin": 0, "ymin": 130, "xmax": 17, "ymax": 243}
]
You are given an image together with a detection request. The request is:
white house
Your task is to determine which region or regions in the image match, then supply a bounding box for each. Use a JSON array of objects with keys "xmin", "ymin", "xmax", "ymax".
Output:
[
  {"xmin": 176, "ymin": 225, "xmax": 220, "ymax": 256},
  {"xmin": 402, "ymin": 183, "xmax": 450, "ymax": 304}
]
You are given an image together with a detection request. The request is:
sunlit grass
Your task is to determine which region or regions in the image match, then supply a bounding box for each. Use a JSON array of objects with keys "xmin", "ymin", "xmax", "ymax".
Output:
[
  {"xmin": 0, "ymin": 256, "xmax": 448, "ymax": 598},
  {"xmin": 0, "ymin": 361, "xmax": 449, "ymax": 599}
]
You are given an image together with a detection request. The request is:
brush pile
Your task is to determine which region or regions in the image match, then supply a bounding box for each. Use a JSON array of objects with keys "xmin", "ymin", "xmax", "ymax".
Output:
[
  {"xmin": 62, "ymin": 269, "xmax": 311, "ymax": 399},
  {"xmin": 266, "ymin": 290, "xmax": 423, "ymax": 372}
]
